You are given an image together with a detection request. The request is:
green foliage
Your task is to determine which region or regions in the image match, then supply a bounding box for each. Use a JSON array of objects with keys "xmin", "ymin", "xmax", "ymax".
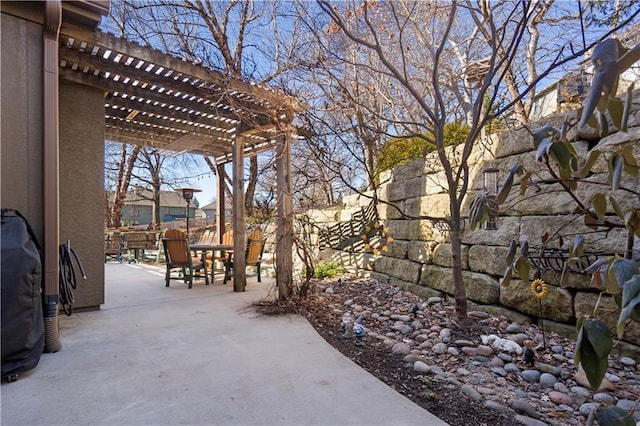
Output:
[
  {"xmin": 443, "ymin": 122, "xmax": 471, "ymax": 147},
  {"xmin": 376, "ymin": 136, "xmax": 434, "ymax": 175},
  {"xmin": 578, "ymin": 40, "xmax": 636, "ymax": 134},
  {"xmin": 575, "ymin": 318, "xmax": 613, "ymax": 390},
  {"xmin": 491, "ymin": 109, "xmax": 640, "ymax": 392},
  {"xmin": 617, "ymin": 275, "xmax": 640, "ymax": 336},
  {"xmin": 416, "ymin": 375, "xmax": 436, "ymax": 400},
  {"xmin": 375, "ymin": 123, "xmax": 470, "ymax": 177},
  {"xmin": 470, "ymin": 35, "xmax": 640, "ymax": 426},
  {"xmin": 472, "ymin": 88, "xmax": 639, "ymax": 234},
  {"xmin": 470, "ymin": 163, "xmax": 523, "ymax": 231},
  {"xmin": 468, "ymin": 193, "xmax": 492, "ymax": 231},
  {"xmin": 498, "ymin": 238, "xmax": 532, "ymax": 287},
  {"xmin": 483, "ymin": 95, "xmax": 506, "ymax": 134},
  {"xmin": 309, "ymin": 261, "xmax": 347, "ymax": 279}
]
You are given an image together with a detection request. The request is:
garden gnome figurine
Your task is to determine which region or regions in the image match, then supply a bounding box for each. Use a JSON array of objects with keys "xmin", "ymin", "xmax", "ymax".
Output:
[
  {"xmin": 340, "ymin": 313, "xmax": 353, "ymax": 339},
  {"xmin": 353, "ymin": 315, "xmax": 364, "ymax": 346},
  {"xmin": 523, "ymin": 340, "xmax": 536, "ymax": 366},
  {"xmin": 523, "ymin": 347, "xmax": 535, "ymax": 366},
  {"xmin": 410, "ymin": 304, "xmax": 419, "ymax": 318}
]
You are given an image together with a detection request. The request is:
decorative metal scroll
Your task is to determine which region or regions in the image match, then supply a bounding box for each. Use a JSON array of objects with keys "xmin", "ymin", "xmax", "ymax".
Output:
[
  {"xmin": 528, "ymin": 249, "xmax": 607, "ymax": 274},
  {"xmin": 318, "ymin": 202, "xmax": 378, "ymax": 250}
]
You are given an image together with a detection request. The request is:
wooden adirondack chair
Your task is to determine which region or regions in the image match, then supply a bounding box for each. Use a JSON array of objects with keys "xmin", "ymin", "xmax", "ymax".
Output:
[
  {"xmin": 223, "ymin": 229, "xmax": 266, "ymax": 284},
  {"xmin": 105, "ymin": 232, "xmax": 125, "ymax": 263},
  {"xmin": 161, "ymin": 229, "xmax": 209, "ymax": 289},
  {"xmin": 205, "ymin": 229, "xmax": 233, "ymax": 273}
]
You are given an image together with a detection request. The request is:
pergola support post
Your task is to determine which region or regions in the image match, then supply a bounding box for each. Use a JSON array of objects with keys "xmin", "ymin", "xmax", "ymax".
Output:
[
  {"xmin": 275, "ymin": 130, "xmax": 294, "ymax": 299},
  {"xmin": 232, "ymin": 136, "xmax": 246, "ymax": 292},
  {"xmin": 215, "ymin": 162, "xmax": 226, "ymax": 243}
]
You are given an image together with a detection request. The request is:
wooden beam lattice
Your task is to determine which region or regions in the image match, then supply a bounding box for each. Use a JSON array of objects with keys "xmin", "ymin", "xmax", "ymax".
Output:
[
  {"xmin": 57, "ymin": 27, "xmax": 303, "ymax": 163},
  {"xmin": 58, "ymin": 25, "xmax": 302, "ymax": 112},
  {"xmin": 58, "ymin": 41, "xmax": 275, "ymax": 123}
]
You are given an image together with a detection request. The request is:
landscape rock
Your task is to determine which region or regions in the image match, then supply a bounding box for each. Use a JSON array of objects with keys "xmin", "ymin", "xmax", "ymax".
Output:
[{"xmin": 311, "ymin": 276, "xmax": 639, "ymax": 426}]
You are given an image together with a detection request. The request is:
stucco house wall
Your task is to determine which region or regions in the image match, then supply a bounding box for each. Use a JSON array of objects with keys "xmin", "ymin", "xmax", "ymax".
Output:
[
  {"xmin": 1, "ymin": 12, "xmax": 45, "ymax": 237},
  {"xmin": 201, "ymin": 202, "xmax": 217, "ymax": 219},
  {"xmin": 60, "ymin": 81, "xmax": 105, "ymax": 309},
  {"xmin": 2, "ymin": 7, "xmax": 104, "ymax": 310}
]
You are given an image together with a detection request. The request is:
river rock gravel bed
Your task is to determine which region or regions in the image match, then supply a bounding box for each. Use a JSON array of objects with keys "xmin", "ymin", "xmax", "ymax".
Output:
[{"xmin": 297, "ymin": 276, "xmax": 640, "ymax": 426}]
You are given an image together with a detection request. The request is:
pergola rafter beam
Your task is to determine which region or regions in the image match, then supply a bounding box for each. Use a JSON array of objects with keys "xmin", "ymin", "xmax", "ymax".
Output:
[
  {"xmin": 57, "ymin": 25, "xmax": 303, "ymax": 163},
  {"xmin": 106, "ymin": 107, "xmax": 234, "ymax": 142},
  {"xmin": 104, "ymin": 128, "xmax": 229, "ymax": 158},
  {"xmin": 58, "ymin": 43, "xmax": 277, "ymax": 125},
  {"xmin": 104, "ymin": 94, "xmax": 235, "ymax": 133},
  {"xmin": 59, "ymin": 67, "xmax": 229, "ymax": 122},
  {"xmin": 58, "ymin": 24, "xmax": 303, "ymax": 112}
]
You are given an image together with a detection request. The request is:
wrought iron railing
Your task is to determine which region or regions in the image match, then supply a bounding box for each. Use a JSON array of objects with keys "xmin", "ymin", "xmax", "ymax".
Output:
[
  {"xmin": 528, "ymin": 249, "xmax": 609, "ymax": 273},
  {"xmin": 318, "ymin": 202, "xmax": 377, "ymax": 250}
]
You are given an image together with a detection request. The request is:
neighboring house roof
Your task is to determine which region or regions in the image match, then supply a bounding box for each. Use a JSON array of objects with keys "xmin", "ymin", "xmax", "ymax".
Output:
[
  {"xmin": 106, "ymin": 190, "xmax": 188, "ymax": 208},
  {"xmin": 201, "ymin": 202, "xmax": 217, "ymax": 211}
]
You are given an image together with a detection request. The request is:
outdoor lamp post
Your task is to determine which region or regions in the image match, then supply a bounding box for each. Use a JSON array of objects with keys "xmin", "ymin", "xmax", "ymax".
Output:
[
  {"xmin": 179, "ymin": 187, "xmax": 201, "ymax": 238},
  {"xmin": 482, "ymin": 167, "xmax": 499, "ymax": 230},
  {"xmin": 483, "ymin": 167, "xmax": 499, "ymax": 195}
]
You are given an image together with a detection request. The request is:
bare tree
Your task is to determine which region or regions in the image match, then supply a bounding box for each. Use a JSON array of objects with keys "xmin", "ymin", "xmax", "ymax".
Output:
[
  {"xmin": 109, "ymin": 0, "xmax": 310, "ymax": 216},
  {"xmin": 131, "ymin": 148, "xmax": 165, "ymax": 227},
  {"xmin": 105, "ymin": 143, "xmax": 140, "ymax": 228}
]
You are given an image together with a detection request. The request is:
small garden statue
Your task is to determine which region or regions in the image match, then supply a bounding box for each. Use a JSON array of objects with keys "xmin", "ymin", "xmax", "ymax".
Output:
[
  {"xmin": 339, "ymin": 313, "xmax": 353, "ymax": 339},
  {"xmin": 523, "ymin": 345, "xmax": 535, "ymax": 367},
  {"xmin": 410, "ymin": 304, "xmax": 419, "ymax": 318},
  {"xmin": 353, "ymin": 315, "xmax": 364, "ymax": 346}
]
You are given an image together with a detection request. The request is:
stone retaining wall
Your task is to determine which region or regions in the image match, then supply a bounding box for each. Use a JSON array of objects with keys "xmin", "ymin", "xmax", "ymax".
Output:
[{"xmin": 304, "ymin": 91, "xmax": 640, "ymax": 350}]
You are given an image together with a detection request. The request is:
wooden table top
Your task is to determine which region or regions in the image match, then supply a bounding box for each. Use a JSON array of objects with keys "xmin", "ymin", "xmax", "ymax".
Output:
[{"xmin": 190, "ymin": 243, "xmax": 233, "ymax": 251}]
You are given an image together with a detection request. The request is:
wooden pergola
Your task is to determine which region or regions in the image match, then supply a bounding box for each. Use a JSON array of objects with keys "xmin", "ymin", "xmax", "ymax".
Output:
[{"xmin": 58, "ymin": 24, "xmax": 304, "ymax": 292}]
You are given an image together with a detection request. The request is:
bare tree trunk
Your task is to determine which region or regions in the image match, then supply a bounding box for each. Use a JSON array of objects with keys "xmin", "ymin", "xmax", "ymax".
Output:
[
  {"xmin": 245, "ymin": 156, "xmax": 257, "ymax": 216},
  {"xmin": 503, "ymin": 67, "xmax": 529, "ymax": 125},
  {"xmin": 146, "ymin": 149, "xmax": 163, "ymax": 227},
  {"xmin": 275, "ymin": 133, "xmax": 294, "ymax": 299},
  {"xmin": 152, "ymin": 174, "xmax": 161, "ymax": 226},
  {"xmin": 323, "ymin": 178, "xmax": 334, "ymax": 205},
  {"xmin": 364, "ymin": 136, "xmax": 377, "ymax": 191},
  {"xmin": 108, "ymin": 146, "xmax": 127, "ymax": 228},
  {"xmin": 449, "ymin": 208, "xmax": 468, "ymax": 321},
  {"xmin": 104, "ymin": 191, "xmax": 110, "ymax": 228},
  {"xmin": 109, "ymin": 144, "xmax": 140, "ymax": 228}
]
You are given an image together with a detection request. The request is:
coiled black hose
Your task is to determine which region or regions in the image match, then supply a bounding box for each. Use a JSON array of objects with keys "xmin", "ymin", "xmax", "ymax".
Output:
[{"xmin": 58, "ymin": 241, "xmax": 86, "ymax": 316}]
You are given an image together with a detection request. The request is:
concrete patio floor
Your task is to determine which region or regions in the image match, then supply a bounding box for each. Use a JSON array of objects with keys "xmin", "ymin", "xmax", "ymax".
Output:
[{"xmin": 1, "ymin": 263, "xmax": 448, "ymax": 426}]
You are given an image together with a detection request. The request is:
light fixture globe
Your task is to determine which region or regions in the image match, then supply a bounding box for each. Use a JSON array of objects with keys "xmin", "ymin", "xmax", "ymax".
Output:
[
  {"xmin": 180, "ymin": 187, "xmax": 201, "ymax": 202},
  {"xmin": 177, "ymin": 187, "xmax": 202, "ymax": 237},
  {"xmin": 482, "ymin": 167, "xmax": 499, "ymax": 195},
  {"xmin": 481, "ymin": 167, "xmax": 499, "ymax": 230}
]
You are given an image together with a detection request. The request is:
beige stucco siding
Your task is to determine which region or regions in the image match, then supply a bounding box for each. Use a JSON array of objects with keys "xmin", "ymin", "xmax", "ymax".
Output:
[
  {"xmin": 2, "ymin": 11, "xmax": 106, "ymax": 310},
  {"xmin": 60, "ymin": 80, "xmax": 105, "ymax": 309},
  {"xmin": 1, "ymin": 12, "xmax": 44, "ymax": 236}
]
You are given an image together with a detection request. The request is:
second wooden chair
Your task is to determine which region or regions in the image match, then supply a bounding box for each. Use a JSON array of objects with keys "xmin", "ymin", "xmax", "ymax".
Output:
[{"xmin": 223, "ymin": 229, "xmax": 266, "ymax": 284}]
